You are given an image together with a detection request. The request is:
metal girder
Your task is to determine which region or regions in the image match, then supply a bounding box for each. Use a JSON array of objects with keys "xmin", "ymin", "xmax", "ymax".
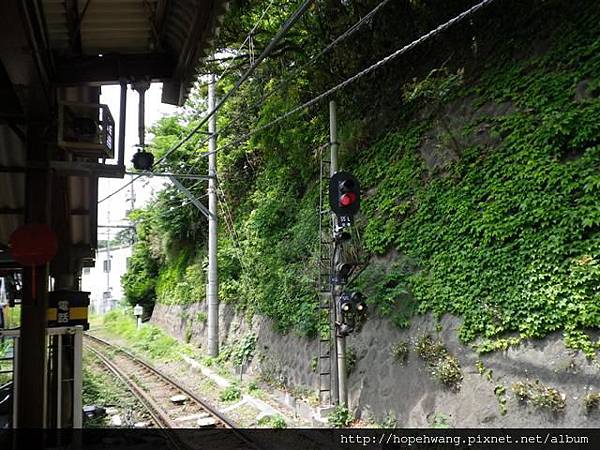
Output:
[
  {"xmin": 97, "ymin": 224, "xmax": 134, "ymax": 229},
  {"xmin": 0, "ymin": 62, "xmax": 23, "ymax": 118},
  {"xmin": 53, "ymin": 53, "xmax": 175, "ymax": 85},
  {"xmin": 70, "ymin": 208, "xmax": 90, "ymax": 216},
  {"xmin": 0, "ymin": 162, "xmax": 125, "ymax": 178},
  {"xmin": 125, "ymin": 170, "xmax": 212, "ymax": 181},
  {"xmin": 168, "ymin": 175, "xmax": 213, "ymax": 220},
  {"xmin": 50, "ymin": 161, "xmax": 125, "ymax": 178},
  {"xmin": 0, "ymin": 166, "xmax": 25, "ymax": 173}
]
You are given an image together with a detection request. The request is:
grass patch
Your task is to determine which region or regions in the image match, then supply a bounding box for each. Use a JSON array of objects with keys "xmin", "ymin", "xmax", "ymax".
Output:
[
  {"xmin": 219, "ymin": 384, "xmax": 242, "ymax": 402},
  {"xmin": 328, "ymin": 405, "xmax": 353, "ymax": 428},
  {"xmin": 102, "ymin": 308, "xmax": 194, "ymax": 361},
  {"xmin": 257, "ymin": 415, "xmax": 287, "ymax": 429}
]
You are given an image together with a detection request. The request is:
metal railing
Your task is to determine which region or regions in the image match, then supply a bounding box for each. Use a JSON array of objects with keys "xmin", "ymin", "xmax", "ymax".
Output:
[{"xmin": 0, "ymin": 326, "xmax": 83, "ymax": 428}]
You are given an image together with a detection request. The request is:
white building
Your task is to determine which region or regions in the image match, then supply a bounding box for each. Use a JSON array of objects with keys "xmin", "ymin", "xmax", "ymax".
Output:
[{"xmin": 81, "ymin": 244, "xmax": 132, "ymax": 315}]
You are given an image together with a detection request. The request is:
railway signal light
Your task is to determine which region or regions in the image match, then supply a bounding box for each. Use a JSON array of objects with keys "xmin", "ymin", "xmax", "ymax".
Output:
[
  {"xmin": 351, "ymin": 292, "xmax": 367, "ymax": 315},
  {"xmin": 337, "ymin": 291, "xmax": 368, "ymax": 336},
  {"xmin": 339, "ymin": 292, "xmax": 353, "ymax": 313},
  {"xmin": 329, "ymin": 171, "xmax": 360, "ymax": 219},
  {"xmin": 132, "ymin": 149, "xmax": 154, "ymax": 171}
]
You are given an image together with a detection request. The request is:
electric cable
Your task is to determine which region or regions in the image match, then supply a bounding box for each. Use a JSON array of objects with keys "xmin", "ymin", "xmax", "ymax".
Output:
[
  {"xmin": 200, "ymin": 0, "xmax": 497, "ymax": 160},
  {"xmin": 98, "ymin": 0, "xmax": 316, "ymax": 204},
  {"xmin": 217, "ymin": 0, "xmax": 278, "ymax": 82},
  {"xmin": 104, "ymin": 0, "xmax": 393, "ymax": 196}
]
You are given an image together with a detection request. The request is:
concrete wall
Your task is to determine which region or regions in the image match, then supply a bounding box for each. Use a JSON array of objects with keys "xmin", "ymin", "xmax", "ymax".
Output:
[{"xmin": 151, "ymin": 301, "xmax": 600, "ymax": 427}]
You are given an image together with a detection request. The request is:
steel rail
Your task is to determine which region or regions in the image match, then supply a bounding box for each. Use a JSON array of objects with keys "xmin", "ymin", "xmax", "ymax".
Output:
[
  {"xmin": 84, "ymin": 343, "xmax": 172, "ymax": 428},
  {"xmin": 85, "ymin": 343, "xmax": 196, "ymax": 450},
  {"xmin": 83, "ymin": 333, "xmax": 263, "ymax": 450}
]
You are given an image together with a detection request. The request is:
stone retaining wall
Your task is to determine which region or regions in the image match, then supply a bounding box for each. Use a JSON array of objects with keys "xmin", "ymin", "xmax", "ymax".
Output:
[{"xmin": 151, "ymin": 302, "xmax": 600, "ymax": 427}]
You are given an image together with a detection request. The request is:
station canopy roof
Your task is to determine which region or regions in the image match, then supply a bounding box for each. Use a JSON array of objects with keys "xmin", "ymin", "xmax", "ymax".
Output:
[
  {"xmin": 43, "ymin": 0, "xmax": 229, "ymax": 105},
  {"xmin": 0, "ymin": 0, "xmax": 228, "ymax": 267}
]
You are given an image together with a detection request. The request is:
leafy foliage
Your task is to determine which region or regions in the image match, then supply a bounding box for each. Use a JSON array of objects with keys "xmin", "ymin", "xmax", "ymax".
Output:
[
  {"xmin": 220, "ymin": 384, "xmax": 242, "ymax": 402},
  {"xmin": 512, "ymin": 380, "xmax": 566, "ymax": 412},
  {"xmin": 328, "ymin": 405, "xmax": 353, "ymax": 428},
  {"xmin": 121, "ymin": 1, "xmax": 600, "ymax": 356}
]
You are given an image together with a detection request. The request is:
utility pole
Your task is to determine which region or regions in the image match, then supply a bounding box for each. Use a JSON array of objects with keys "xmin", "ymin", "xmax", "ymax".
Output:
[
  {"xmin": 105, "ymin": 211, "xmax": 111, "ymax": 313},
  {"xmin": 207, "ymin": 74, "xmax": 219, "ymax": 357},
  {"xmin": 330, "ymin": 100, "xmax": 347, "ymax": 407}
]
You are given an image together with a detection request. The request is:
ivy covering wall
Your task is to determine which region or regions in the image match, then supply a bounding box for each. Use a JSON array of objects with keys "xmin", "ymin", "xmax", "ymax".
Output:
[{"xmin": 122, "ymin": 0, "xmax": 600, "ymax": 354}]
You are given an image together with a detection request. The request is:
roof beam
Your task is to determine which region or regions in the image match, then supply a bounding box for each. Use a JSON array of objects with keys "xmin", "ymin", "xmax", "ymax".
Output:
[
  {"xmin": 53, "ymin": 53, "xmax": 175, "ymax": 85},
  {"xmin": 64, "ymin": 0, "xmax": 82, "ymax": 55}
]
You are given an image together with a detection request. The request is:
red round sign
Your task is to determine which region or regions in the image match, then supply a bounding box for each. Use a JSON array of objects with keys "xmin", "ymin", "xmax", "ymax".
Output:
[{"xmin": 9, "ymin": 224, "xmax": 58, "ymax": 266}]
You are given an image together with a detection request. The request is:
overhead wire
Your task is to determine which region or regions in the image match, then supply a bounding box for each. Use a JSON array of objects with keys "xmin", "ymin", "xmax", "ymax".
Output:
[
  {"xmin": 181, "ymin": 0, "xmax": 394, "ymax": 176},
  {"xmin": 199, "ymin": 0, "xmax": 497, "ymax": 160},
  {"xmin": 101, "ymin": 0, "xmax": 495, "ymax": 204},
  {"xmin": 98, "ymin": 0, "xmax": 316, "ymax": 204},
  {"xmin": 100, "ymin": 0, "xmax": 392, "ymax": 203},
  {"xmin": 217, "ymin": 0, "xmax": 278, "ymax": 83},
  {"xmin": 159, "ymin": 0, "xmax": 492, "ymax": 212}
]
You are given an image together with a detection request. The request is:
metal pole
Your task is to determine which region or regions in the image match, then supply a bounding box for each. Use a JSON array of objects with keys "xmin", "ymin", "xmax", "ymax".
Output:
[
  {"xmin": 56, "ymin": 334, "xmax": 62, "ymax": 428},
  {"xmin": 106, "ymin": 212, "xmax": 111, "ymax": 313},
  {"xmin": 207, "ymin": 74, "xmax": 219, "ymax": 357},
  {"xmin": 138, "ymin": 86, "xmax": 145, "ymax": 148},
  {"xmin": 117, "ymin": 81, "xmax": 127, "ymax": 167},
  {"xmin": 330, "ymin": 100, "xmax": 347, "ymax": 407},
  {"xmin": 12, "ymin": 336, "xmax": 19, "ymax": 427},
  {"xmin": 72, "ymin": 328, "xmax": 82, "ymax": 428},
  {"xmin": 330, "ymin": 101, "xmax": 338, "ymax": 176},
  {"xmin": 18, "ymin": 125, "xmax": 51, "ymax": 429}
]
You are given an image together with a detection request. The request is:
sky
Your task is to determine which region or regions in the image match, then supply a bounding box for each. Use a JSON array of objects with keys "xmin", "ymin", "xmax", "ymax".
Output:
[{"xmin": 97, "ymin": 83, "xmax": 179, "ymax": 236}]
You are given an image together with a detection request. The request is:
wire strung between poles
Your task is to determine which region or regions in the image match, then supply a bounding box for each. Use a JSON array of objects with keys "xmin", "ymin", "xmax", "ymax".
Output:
[
  {"xmin": 199, "ymin": 0, "xmax": 498, "ymax": 160},
  {"xmin": 98, "ymin": 0, "xmax": 316, "ymax": 204},
  {"xmin": 103, "ymin": 0, "xmax": 392, "ymax": 199}
]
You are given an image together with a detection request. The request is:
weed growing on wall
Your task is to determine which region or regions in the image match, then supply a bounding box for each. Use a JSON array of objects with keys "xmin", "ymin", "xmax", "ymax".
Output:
[{"xmin": 512, "ymin": 380, "xmax": 566, "ymax": 412}]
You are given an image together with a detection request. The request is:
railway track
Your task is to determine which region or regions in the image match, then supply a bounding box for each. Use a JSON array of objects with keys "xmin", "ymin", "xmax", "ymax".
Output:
[{"xmin": 83, "ymin": 333, "xmax": 261, "ymax": 450}]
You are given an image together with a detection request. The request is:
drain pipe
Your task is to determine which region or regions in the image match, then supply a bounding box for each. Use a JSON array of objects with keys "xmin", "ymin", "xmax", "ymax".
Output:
[{"xmin": 132, "ymin": 81, "xmax": 150, "ymax": 149}]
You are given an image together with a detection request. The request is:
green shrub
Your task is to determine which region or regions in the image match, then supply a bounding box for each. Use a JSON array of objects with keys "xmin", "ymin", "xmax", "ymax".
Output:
[
  {"xmin": 220, "ymin": 384, "xmax": 242, "ymax": 402},
  {"xmin": 247, "ymin": 380, "xmax": 260, "ymax": 393},
  {"xmin": 216, "ymin": 334, "xmax": 258, "ymax": 367},
  {"xmin": 415, "ymin": 335, "xmax": 462, "ymax": 389},
  {"xmin": 258, "ymin": 415, "xmax": 287, "ymax": 429},
  {"xmin": 511, "ymin": 380, "xmax": 566, "ymax": 412},
  {"xmin": 415, "ymin": 335, "xmax": 447, "ymax": 363},
  {"xmin": 328, "ymin": 406, "xmax": 353, "ymax": 428},
  {"xmin": 436, "ymin": 355, "xmax": 463, "ymax": 387},
  {"xmin": 512, "ymin": 382, "xmax": 530, "ymax": 401}
]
